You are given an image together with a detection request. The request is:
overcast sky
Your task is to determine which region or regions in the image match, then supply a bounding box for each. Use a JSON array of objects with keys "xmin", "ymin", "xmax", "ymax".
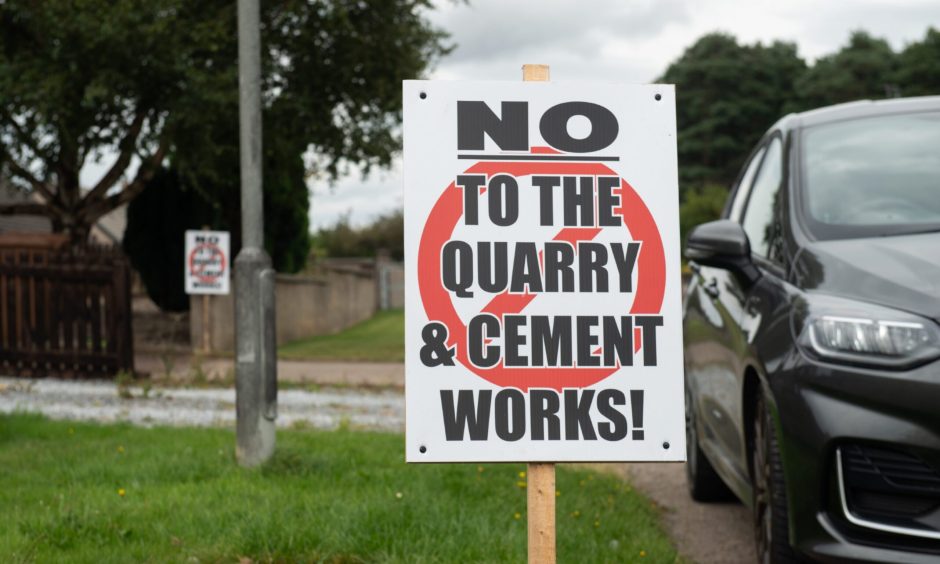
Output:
[{"xmin": 309, "ymin": 0, "xmax": 940, "ymax": 230}]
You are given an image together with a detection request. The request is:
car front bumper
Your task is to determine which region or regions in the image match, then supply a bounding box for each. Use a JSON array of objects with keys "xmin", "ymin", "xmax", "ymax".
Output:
[{"xmin": 769, "ymin": 352, "xmax": 940, "ymax": 562}]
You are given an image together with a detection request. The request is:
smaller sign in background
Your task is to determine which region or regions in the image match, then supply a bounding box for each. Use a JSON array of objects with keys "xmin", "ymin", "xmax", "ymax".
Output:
[{"xmin": 185, "ymin": 230, "xmax": 230, "ymax": 295}]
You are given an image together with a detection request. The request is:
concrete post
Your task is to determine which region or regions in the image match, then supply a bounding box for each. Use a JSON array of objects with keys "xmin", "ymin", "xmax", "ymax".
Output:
[
  {"xmin": 259, "ymin": 268, "xmax": 278, "ymax": 422},
  {"xmin": 376, "ymin": 249, "xmax": 391, "ymax": 311},
  {"xmin": 235, "ymin": 0, "xmax": 276, "ymax": 466}
]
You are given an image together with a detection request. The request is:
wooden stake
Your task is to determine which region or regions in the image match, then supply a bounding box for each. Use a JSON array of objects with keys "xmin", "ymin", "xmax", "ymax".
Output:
[
  {"xmin": 523, "ymin": 63, "xmax": 555, "ymax": 564},
  {"xmin": 527, "ymin": 462, "xmax": 556, "ymax": 564},
  {"xmin": 522, "ymin": 64, "xmax": 550, "ymax": 82},
  {"xmin": 201, "ymin": 226, "xmax": 211, "ymax": 354},
  {"xmin": 202, "ymin": 294, "xmax": 210, "ymax": 353}
]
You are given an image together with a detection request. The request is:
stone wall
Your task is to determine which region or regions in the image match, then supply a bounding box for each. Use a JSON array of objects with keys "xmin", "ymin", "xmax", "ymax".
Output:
[{"xmin": 190, "ymin": 267, "xmax": 378, "ymax": 353}]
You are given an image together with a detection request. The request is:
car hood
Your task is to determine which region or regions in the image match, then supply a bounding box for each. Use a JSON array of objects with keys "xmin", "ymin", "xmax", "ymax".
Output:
[{"xmin": 792, "ymin": 232, "xmax": 940, "ymax": 322}]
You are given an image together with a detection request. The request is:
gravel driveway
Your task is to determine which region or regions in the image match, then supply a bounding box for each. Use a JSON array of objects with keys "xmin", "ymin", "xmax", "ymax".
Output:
[
  {"xmin": 0, "ymin": 377, "xmax": 403, "ymax": 432},
  {"xmin": 0, "ymin": 376, "xmax": 753, "ymax": 562}
]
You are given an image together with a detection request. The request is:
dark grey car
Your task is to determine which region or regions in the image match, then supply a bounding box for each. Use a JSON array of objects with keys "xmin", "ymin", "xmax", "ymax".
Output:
[{"xmin": 683, "ymin": 96, "xmax": 940, "ymax": 562}]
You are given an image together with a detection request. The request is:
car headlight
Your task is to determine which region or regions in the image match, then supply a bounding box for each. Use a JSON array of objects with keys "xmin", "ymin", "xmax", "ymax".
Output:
[{"xmin": 792, "ymin": 294, "xmax": 940, "ymax": 369}]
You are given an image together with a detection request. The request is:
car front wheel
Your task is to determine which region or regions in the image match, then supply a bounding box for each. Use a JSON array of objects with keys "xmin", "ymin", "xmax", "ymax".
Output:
[{"xmin": 752, "ymin": 392, "xmax": 800, "ymax": 563}]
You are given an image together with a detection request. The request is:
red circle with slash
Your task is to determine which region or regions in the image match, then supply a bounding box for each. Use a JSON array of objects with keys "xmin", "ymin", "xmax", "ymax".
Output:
[
  {"xmin": 189, "ymin": 244, "xmax": 227, "ymax": 284},
  {"xmin": 417, "ymin": 159, "xmax": 665, "ymax": 391}
]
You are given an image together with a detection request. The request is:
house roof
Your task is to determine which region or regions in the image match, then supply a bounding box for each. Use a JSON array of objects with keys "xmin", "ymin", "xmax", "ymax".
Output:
[
  {"xmin": 0, "ymin": 176, "xmax": 127, "ymax": 244},
  {"xmin": 0, "ymin": 177, "xmax": 52, "ymax": 234}
]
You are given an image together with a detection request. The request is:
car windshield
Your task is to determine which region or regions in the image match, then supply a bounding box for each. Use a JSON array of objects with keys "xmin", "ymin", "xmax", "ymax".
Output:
[{"xmin": 801, "ymin": 110, "xmax": 940, "ymax": 239}]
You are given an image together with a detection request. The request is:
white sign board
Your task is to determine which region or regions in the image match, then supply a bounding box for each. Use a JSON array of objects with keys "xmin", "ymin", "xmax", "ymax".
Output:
[
  {"xmin": 184, "ymin": 230, "xmax": 230, "ymax": 295},
  {"xmin": 403, "ymin": 80, "xmax": 685, "ymax": 463}
]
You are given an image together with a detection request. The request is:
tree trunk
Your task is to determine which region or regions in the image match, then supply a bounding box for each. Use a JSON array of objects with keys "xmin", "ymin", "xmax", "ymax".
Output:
[
  {"xmin": 49, "ymin": 167, "xmax": 94, "ymax": 247},
  {"xmin": 50, "ymin": 213, "xmax": 91, "ymax": 247}
]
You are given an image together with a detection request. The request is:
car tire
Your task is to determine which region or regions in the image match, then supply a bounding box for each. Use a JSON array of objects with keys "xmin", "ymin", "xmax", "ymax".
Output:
[
  {"xmin": 686, "ymin": 386, "xmax": 732, "ymax": 501},
  {"xmin": 752, "ymin": 392, "xmax": 801, "ymax": 563}
]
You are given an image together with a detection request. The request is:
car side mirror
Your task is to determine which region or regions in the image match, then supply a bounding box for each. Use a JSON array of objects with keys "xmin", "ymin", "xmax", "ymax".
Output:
[{"xmin": 685, "ymin": 220, "xmax": 760, "ymax": 286}]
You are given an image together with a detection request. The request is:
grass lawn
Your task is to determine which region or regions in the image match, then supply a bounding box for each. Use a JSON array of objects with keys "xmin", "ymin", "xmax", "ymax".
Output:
[
  {"xmin": 278, "ymin": 309, "xmax": 404, "ymax": 362},
  {"xmin": 0, "ymin": 414, "xmax": 680, "ymax": 563}
]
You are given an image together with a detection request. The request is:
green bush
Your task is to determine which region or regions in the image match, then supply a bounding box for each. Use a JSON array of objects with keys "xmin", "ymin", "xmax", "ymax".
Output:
[
  {"xmin": 680, "ymin": 184, "xmax": 729, "ymax": 245},
  {"xmin": 311, "ymin": 209, "xmax": 403, "ymax": 261}
]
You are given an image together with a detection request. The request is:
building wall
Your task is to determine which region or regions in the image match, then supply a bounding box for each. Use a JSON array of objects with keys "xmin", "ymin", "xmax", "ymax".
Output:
[{"xmin": 0, "ymin": 179, "xmax": 52, "ymax": 234}]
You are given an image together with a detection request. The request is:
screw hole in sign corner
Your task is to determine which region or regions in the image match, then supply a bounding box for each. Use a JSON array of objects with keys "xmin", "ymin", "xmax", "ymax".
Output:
[
  {"xmin": 419, "ymin": 445, "xmax": 428, "ymax": 454},
  {"xmin": 419, "ymin": 92, "xmax": 427, "ymax": 100},
  {"xmin": 662, "ymin": 441, "xmax": 670, "ymax": 450},
  {"xmin": 654, "ymin": 93, "xmax": 662, "ymax": 101}
]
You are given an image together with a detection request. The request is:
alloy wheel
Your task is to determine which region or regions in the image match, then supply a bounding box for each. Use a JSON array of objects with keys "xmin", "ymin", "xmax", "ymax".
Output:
[{"xmin": 753, "ymin": 395, "xmax": 773, "ymax": 564}]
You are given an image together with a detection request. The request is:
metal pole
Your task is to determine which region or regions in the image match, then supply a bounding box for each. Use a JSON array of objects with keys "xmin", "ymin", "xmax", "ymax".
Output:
[{"xmin": 235, "ymin": 0, "xmax": 276, "ymax": 466}]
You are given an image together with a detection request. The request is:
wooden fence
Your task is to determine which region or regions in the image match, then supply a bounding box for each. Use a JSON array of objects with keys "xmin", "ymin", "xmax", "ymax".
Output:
[{"xmin": 0, "ymin": 234, "xmax": 133, "ymax": 378}]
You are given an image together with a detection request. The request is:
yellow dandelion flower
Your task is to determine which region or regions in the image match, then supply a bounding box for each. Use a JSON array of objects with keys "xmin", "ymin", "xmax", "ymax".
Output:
[
  {"xmin": 514, "ymin": 512, "xmax": 522, "ymax": 520},
  {"xmin": 640, "ymin": 550, "xmax": 647, "ymax": 557},
  {"xmin": 555, "ymin": 490, "xmax": 560, "ymax": 497},
  {"xmin": 518, "ymin": 471, "xmax": 526, "ymax": 479},
  {"xmin": 594, "ymin": 520, "xmax": 600, "ymax": 527},
  {"xmin": 516, "ymin": 481, "xmax": 527, "ymax": 488},
  {"xmin": 477, "ymin": 466, "xmax": 485, "ymax": 473},
  {"xmin": 118, "ymin": 488, "xmax": 126, "ymax": 497},
  {"xmin": 117, "ymin": 446, "xmax": 125, "ymax": 454}
]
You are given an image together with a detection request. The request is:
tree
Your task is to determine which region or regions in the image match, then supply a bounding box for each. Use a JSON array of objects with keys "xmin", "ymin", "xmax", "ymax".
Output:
[
  {"xmin": 0, "ymin": 0, "xmax": 449, "ymax": 245},
  {"xmin": 896, "ymin": 27, "xmax": 940, "ymax": 96},
  {"xmin": 260, "ymin": 131, "xmax": 311, "ymax": 274},
  {"xmin": 0, "ymin": 1, "xmax": 232, "ymax": 242},
  {"xmin": 659, "ymin": 34, "xmax": 806, "ymax": 194},
  {"xmin": 123, "ymin": 168, "xmax": 217, "ymax": 312},
  {"xmin": 123, "ymin": 127, "xmax": 311, "ymax": 311},
  {"xmin": 793, "ymin": 31, "xmax": 898, "ymax": 109}
]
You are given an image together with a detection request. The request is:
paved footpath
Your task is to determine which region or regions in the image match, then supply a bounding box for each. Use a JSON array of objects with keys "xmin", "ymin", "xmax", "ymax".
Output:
[
  {"xmin": 135, "ymin": 353, "xmax": 405, "ymax": 389},
  {"xmin": 614, "ymin": 463, "xmax": 755, "ymax": 563}
]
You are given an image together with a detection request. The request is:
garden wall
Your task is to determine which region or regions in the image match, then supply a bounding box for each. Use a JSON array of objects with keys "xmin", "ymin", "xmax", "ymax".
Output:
[{"xmin": 190, "ymin": 266, "xmax": 378, "ymax": 353}]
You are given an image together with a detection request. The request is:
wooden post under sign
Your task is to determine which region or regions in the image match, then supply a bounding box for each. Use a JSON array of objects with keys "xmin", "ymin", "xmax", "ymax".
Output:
[
  {"xmin": 523, "ymin": 63, "xmax": 556, "ymax": 564},
  {"xmin": 202, "ymin": 295, "xmax": 210, "ymax": 352},
  {"xmin": 202, "ymin": 226, "xmax": 211, "ymax": 353}
]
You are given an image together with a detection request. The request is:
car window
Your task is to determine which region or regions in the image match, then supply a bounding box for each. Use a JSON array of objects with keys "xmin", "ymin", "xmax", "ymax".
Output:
[
  {"xmin": 741, "ymin": 136, "xmax": 783, "ymax": 260},
  {"xmin": 802, "ymin": 111, "xmax": 940, "ymax": 239},
  {"xmin": 727, "ymin": 145, "xmax": 767, "ymax": 222}
]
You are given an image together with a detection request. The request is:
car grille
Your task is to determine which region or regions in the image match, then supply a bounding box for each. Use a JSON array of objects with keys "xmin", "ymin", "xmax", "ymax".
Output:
[{"xmin": 838, "ymin": 444, "xmax": 940, "ymax": 538}]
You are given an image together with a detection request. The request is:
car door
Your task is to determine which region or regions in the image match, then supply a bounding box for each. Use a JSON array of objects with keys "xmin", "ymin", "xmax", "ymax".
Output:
[{"xmin": 686, "ymin": 135, "xmax": 784, "ymax": 491}]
